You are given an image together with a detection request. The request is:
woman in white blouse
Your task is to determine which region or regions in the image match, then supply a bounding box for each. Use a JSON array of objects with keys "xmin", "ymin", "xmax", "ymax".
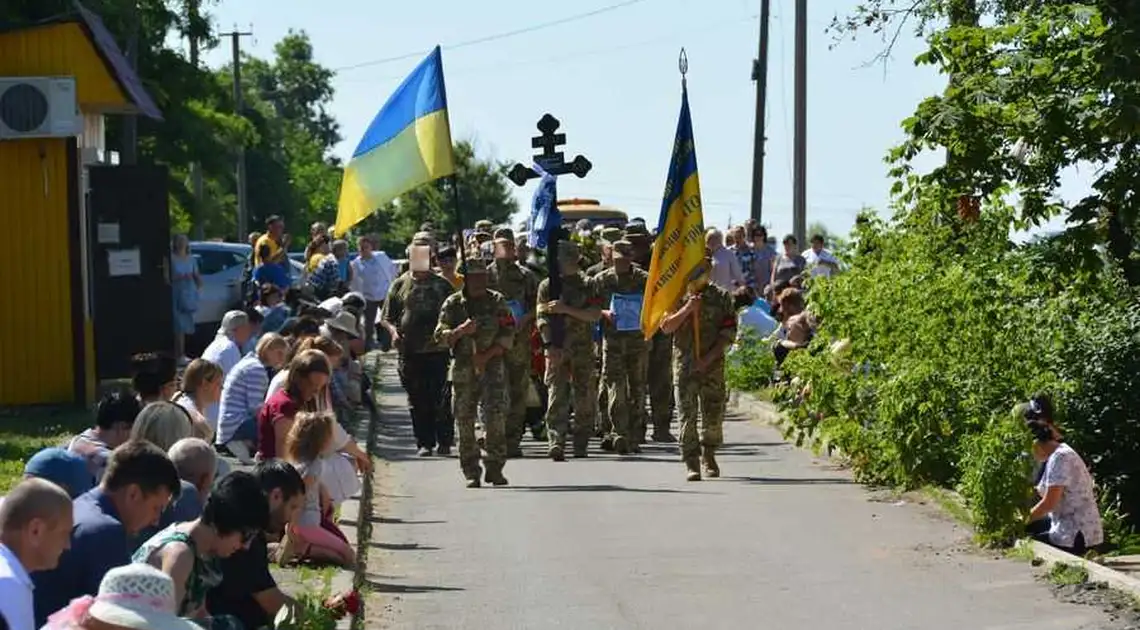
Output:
[{"xmin": 1026, "ymin": 416, "xmax": 1103, "ymax": 555}]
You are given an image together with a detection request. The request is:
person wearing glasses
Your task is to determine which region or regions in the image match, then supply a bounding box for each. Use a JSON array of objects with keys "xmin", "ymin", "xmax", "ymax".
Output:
[{"xmin": 132, "ymin": 472, "xmax": 269, "ymax": 629}]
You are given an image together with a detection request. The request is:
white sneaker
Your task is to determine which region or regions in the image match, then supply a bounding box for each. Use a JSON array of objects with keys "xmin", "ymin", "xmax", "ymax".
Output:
[{"xmin": 226, "ymin": 441, "xmax": 254, "ymax": 464}]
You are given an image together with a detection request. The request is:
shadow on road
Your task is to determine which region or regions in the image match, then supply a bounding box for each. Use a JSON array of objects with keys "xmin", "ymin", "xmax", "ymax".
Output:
[
  {"xmin": 504, "ymin": 484, "xmax": 697, "ymax": 494},
  {"xmin": 363, "ymin": 577, "xmax": 465, "ymax": 594},
  {"xmin": 369, "ymin": 542, "xmax": 441, "ymax": 551},
  {"xmin": 726, "ymin": 475, "xmax": 855, "ymax": 485},
  {"xmin": 370, "ymin": 516, "xmax": 447, "ymax": 525}
]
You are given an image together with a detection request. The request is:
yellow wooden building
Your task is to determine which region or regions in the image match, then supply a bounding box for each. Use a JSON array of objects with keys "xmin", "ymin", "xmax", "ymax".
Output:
[{"xmin": 0, "ymin": 5, "xmax": 161, "ymax": 405}]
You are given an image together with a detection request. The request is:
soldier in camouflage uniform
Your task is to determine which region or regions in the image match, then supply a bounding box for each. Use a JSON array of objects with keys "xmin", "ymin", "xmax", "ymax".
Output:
[
  {"xmin": 659, "ymin": 256, "xmax": 737, "ymax": 481},
  {"xmin": 585, "ymin": 227, "xmax": 620, "ymax": 277},
  {"xmin": 487, "ymin": 227, "xmax": 540, "ymax": 458},
  {"xmin": 381, "ymin": 232, "xmax": 457, "ymax": 457},
  {"xmin": 590, "ymin": 239, "xmax": 649, "ymax": 454},
  {"xmin": 640, "ymin": 229, "xmax": 677, "ymax": 443},
  {"xmin": 537, "ymin": 240, "xmax": 602, "ymax": 460},
  {"xmin": 434, "ymin": 258, "xmax": 515, "ymax": 487},
  {"xmin": 587, "ymin": 227, "xmax": 621, "ymax": 448}
]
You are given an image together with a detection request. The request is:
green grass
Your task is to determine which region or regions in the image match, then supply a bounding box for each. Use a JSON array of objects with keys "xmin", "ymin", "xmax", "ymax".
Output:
[
  {"xmin": 1047, "ymin": 562, "xmax": 1090, "ymax": 586},
  {"xmin": 0, "ymin": 406, "xmax": 92, "ymax": 493}
]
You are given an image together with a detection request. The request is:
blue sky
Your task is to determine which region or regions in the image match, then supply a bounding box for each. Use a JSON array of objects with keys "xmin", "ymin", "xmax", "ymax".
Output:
[{"xmin": 199, "ymin": 0, "xmax": 1058, "ymax": 240}]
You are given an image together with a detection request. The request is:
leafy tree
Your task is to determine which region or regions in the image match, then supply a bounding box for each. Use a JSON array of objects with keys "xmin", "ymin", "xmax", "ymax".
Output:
[{"xmin": 354, "ymin": 140, "xmax": 519, "ymax": 255}]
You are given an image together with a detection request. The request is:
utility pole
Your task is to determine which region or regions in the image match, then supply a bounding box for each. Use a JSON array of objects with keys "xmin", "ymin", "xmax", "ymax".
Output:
[
  {"xmin": 188, "ymin": 0, "xmax": 205, "ymax": 240},
  {"xmin": 749, "ymin": 0, "xmax": 771, "ymax": 224},
  {"xmin": 792, "ymin": 0, "xmax": 807, "ymax": 245},
  {"xmin": 120, "ymin": 0, "xmax": 139, "ymax": 165},
  {"xmin": 223, "ymin": 28, "xmax": 253, "ymax": 242}
]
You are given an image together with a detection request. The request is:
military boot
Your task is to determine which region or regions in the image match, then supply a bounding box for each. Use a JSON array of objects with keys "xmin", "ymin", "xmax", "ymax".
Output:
[
  {"xmin": 484, "ymin": 463, "xmax": 509, "ymax": 486},
  {"xmin": 613, "ymin": 435, "xmax": 630, "ymax": 455},
  {"xmin": 464, "ymin": 467, "xmax": 482, "ymax": 489},
  {"xmin": 548, "ymin": 443, "xmax": 566, "ymax": 462},
  {"xmin": 701, "ymin": 445, "xmax": 720, "ymax": 478},
  {"xmin": 684, "ymin": 456, "xmax": 702, "ymax": 482}
]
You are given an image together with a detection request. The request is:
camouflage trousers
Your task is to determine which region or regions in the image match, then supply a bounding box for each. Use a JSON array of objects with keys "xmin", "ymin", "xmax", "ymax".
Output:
[
  {"xmin": 595, "ymin": 341, "xmax": 610, "ymax": 435},
  {"xmin": 545, "ymin": 347, "xmax": 597, "ymax": 450},
  {"xmin": 674, "ymin": 359, "xmax": 726, "ymax": 461},
  {"xmin": 504, "ymin": 342, "xmax": 531, "ymax": 452},
  {"xmin": 648, "ymin": 332, "xmax": 675, "ymax": 434},
  {"xmin": 453, "ymin": 360, "xmax": 508, "ymax": 480},
  {"xmin": 602, "ymin": 336, "xmax": 648, "ymax": 441}
]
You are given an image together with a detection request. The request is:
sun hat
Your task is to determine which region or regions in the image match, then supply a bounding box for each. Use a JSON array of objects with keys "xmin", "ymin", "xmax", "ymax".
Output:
[
  {"xmin": 325, "ymin": 311, "xmax": 361, "ymax": 338},
  {"xmin": 45, "ymin": 564, "xmax": 199, "ymax": 630},
  {"xmin": 24, "ymin": 447, "xmax": 93, "ymax": 498}
]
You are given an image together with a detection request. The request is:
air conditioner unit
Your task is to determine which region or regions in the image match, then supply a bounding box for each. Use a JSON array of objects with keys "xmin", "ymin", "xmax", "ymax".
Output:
[{"xmin": 0, "ymin": 77, "xmax": 81, "ymax": 140}]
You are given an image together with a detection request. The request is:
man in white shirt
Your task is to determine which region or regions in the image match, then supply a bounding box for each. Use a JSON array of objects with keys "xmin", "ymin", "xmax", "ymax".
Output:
[
  {"xmin": 804, "ymin": 234, "xmax": 841, "ymax": 278},
  {"xmin": 0, "ymin": 479, "xmax": 73, "ymax": 630},
  {"xmin": 706, "ymin": 229, "xmax": 745, "ymax": 291},
  {"xmin": 350, "ymin": 235, "xmax": 397, "ymax": 351},
  {"xmin": 200, "ymin": 310, "xmax": 253, "ymax": 426}
]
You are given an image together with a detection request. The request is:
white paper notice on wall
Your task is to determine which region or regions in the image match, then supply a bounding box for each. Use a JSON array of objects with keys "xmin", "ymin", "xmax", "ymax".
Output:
[
  {"xmin": 96, "ymin": 222, "xmax": 120, "ymax": 244},
  {"xmin": 107, "ymin": 249, "xmax": 141, "ymax": 277}
]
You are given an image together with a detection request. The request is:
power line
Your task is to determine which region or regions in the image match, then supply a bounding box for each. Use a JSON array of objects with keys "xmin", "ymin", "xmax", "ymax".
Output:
[
  {"xmin": 333, "ymin": 0, "xmax": 651, "ymax": 72},
  {"xmin": 336, "ymin": 14, "xmax": 757, "ymax": 83}
]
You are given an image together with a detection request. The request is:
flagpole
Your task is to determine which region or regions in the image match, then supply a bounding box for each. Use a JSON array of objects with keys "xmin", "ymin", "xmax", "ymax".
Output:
[
  {"xmin": 679, "ymin": 48, "xmax": 702, "ymax": 362},
  {"xmin": 436, "ymin": 46, "xmax": 465, "ymax": 264}
]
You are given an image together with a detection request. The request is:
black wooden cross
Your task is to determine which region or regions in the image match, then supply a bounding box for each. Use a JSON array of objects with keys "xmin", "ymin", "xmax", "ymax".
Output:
[
  {"xmin": 507, "ymin": 114, "xmax": 592, "ymax": 186},
  {"xmin": 508, "ymin": 114, "xmax": 592, "ymax": 349}
]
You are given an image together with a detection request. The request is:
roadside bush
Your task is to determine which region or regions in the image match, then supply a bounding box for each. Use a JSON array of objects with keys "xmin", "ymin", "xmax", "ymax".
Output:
[
  {"xmin": 725, "ymin": 332, "xmax": 776, "ymax": 393},
  {"xmin": 959, "ymin": 411, "xmax": 1034, "ymax": 546},
  {"xmin": 755, "ymin": 188, "xmax": 1140, "ymax": 545}
]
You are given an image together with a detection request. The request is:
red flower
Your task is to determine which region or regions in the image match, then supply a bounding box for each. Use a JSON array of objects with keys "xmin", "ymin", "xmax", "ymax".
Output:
[{"xmin": 343, "ymin": 590, "xmax": 362, "ymax": 616}]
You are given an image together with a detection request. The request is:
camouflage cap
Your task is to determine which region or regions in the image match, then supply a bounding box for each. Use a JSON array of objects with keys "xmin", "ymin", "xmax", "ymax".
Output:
[
  {"xmin": 623, "ymin": 222, "xmax": 650, "ymax": 238},
  {"xmin": 460, "ymin": 257, "xmax": 489, "ymax": 275},
  {"xmin": 474, "ymin": 219, "xmax": 494, "ymax": 231},
  {"xmin": 411, "ymin": 231, "xmax": 433, "ymax": 246},
  {"xmin": 493, "ymin": 227, "xmax": 515, "ymax": 242},
  {"xmin": 611, "ymin": 239, "xmax": 633, "ymax": 258},
  {"xmin": 557, "ymin": 239, "xmax": 581, "ymax": 261},
  {"xmin": 600, "ymin": 227, "xmax": 623, "ymax": 244}
]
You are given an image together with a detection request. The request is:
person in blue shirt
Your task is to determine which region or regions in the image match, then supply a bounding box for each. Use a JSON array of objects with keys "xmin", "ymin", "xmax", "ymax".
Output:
[
  {"xmin": 734, "ymin": 287, "xmax": 779, "ymax": 343},
  {"xmin": 31, "ymin": 441, "xmax": 181, "ymax": 627},
  {"xmin": 252, "ymin": 244, "xmax": 291, "ymax": 291}
]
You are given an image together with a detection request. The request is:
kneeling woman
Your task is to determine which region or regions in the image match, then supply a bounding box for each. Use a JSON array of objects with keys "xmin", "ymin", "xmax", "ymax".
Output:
[{"xmin": 1027, "ymin": 417, "xmax": 1103, "ymax": 555}]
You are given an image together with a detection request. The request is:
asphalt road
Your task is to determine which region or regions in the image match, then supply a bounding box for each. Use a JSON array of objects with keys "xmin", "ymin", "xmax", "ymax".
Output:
[{"xmin": 366, "ymin": 360, "xmax": 1116, "ymax": 630}]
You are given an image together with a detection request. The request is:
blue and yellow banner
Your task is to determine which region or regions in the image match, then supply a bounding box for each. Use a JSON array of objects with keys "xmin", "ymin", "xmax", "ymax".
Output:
[
  {"xmin": 641, "ymin": 81, "xmax": 705, "ymax": 340},
  {"xmin": 335, "ymin": 46, "xmax": 456, "ymax": 236}
]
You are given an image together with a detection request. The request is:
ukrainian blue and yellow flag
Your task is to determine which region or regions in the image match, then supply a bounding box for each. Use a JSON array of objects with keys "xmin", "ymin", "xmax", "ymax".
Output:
[
  {"xmin": 335, "ymin": 46, "xmax": 455, "ymax": 235},
  {"xmin": 641, "ymin": 80, "xmax": 705, "ymax": 340}
]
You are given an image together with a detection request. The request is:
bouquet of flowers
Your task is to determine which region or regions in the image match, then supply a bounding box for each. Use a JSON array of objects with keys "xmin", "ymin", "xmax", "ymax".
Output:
[{"xmin": 274, "ymin": 591, "xmax": 362, "ymax": 630}]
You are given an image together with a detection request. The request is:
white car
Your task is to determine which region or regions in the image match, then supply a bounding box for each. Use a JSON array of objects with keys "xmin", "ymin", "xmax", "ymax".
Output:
[{"xmin": 189, "ymin": 241, "xmax": 304, "ymax": 328}]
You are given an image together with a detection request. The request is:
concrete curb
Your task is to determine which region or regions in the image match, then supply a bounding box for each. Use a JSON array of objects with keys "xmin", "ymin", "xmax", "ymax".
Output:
[
  {"xmin": 348, "ymin": 353, "xmax": 383, "ymax": 630},
  {"xmin": 1019, "ymin": 540, "xmax": 1140, "ymax": 598}
]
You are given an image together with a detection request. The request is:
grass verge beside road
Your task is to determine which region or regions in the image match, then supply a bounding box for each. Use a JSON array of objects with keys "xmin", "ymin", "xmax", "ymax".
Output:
[{"xmin": 0, "ymin": 405, "xmax": 91, "ymax": 493}]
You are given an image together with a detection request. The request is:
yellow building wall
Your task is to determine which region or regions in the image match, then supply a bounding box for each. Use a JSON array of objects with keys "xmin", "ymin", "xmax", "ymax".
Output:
[
  {"xmin": 0, "ymin": 22, "xmax": 127, "ymax": 110},
  {"xmin": 0, "ymin": 140, "xmax": 76, "ymax": 404}
]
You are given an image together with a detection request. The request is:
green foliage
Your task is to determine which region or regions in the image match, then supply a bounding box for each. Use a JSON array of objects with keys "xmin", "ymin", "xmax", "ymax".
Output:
[
  {"xmin": 784, "ymin": 0, "xmax": 1140, "ymax": 547},
  {"xmin": 725, "ymin": 332, "xmax": 776, "ymax": 393},
  {"xmin": 770, "ymin": 181, "xmax": 1140, "ymax": 544},
  {"xmin": 960, "ymin": 412, "xmax": 1033, "ymax": 546}
]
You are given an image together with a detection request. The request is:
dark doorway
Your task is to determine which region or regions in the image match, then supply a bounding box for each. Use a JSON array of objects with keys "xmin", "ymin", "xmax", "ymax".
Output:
[{"xmin": 88, "ymin": 165, "xmax": 172, "ymax": 380}]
